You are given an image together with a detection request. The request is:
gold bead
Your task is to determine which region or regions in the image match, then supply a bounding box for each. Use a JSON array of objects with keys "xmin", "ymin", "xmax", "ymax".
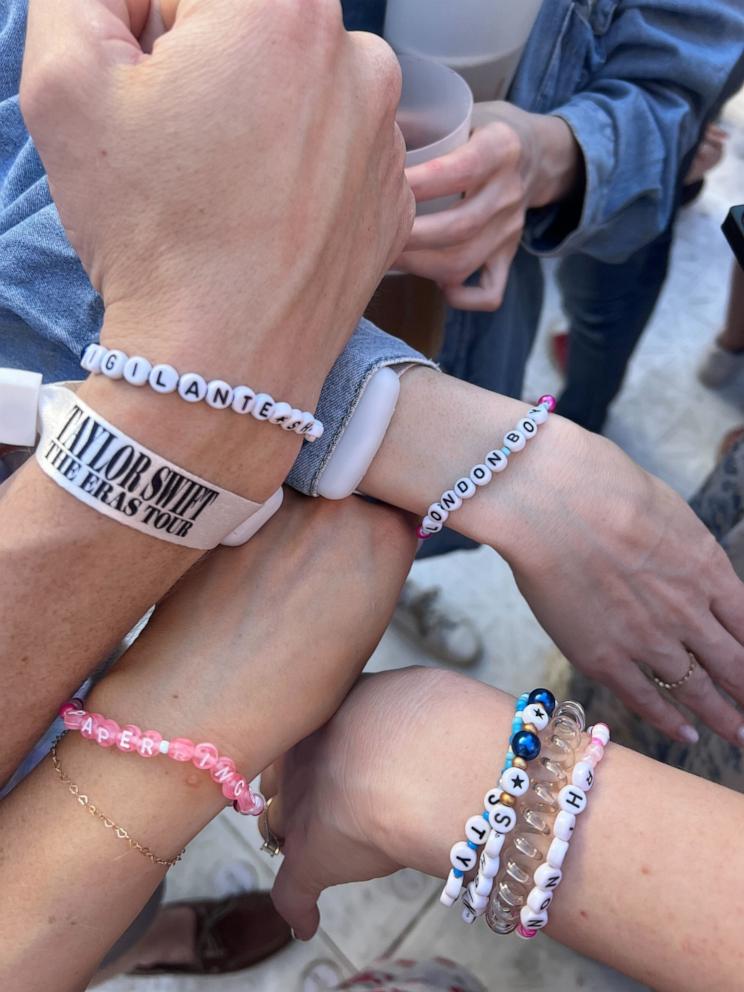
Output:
[
  {"xmin": 512, "ymin": 757, "xmax": 528, "ymax": 770},
  {"xmin": 500, "ymin": 792, "xmax": 516, "ymax": 807},
  {"xmin": 523, "ymin": 723, "xmax": 537, "ymax": 734}
]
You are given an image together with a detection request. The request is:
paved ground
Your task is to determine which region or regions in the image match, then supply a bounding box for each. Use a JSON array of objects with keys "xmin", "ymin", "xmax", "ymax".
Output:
[{"xmin": 100, "ymin": 88, "xmax": 744, "ymax": 992}]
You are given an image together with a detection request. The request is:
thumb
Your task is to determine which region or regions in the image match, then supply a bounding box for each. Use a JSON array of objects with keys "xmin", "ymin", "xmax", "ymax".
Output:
[{"xmin": 271, "ymin": 858, "xmax": 323, "ymax": 942}]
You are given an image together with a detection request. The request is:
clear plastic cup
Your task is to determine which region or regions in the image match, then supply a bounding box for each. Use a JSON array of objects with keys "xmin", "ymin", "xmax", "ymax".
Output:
[
  {"xmin": 385, "ymin": 0, "xmax": 543, "ymax": 101},
  {"xmin": 396, "ymin": 54, "xmax": 474, "ymax": 216}
]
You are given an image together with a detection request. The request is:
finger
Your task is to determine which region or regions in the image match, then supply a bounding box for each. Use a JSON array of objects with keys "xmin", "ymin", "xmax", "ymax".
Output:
[
  {"xmin": 668, "ymin": 653, "xmax": 744, "ymax": 746},
  {"xmin": 404, "ymin": 180, "xmax": 505, "ymax": 252},
  {"xmin": 601, "ymin": 662, "xmax": 697, "ymax": 743},
  {"xmin": 272, "ymin": 857, "xmax": 322, "ymax": 941},
  {"xmin": 405, "ymin": 130, "xmax": 501, "ymax": 203},
  {"xmin": 443, "ymin": 250, "xmax": 514, "ymax": 312},
  {"xmin": 259, "ymin": 761, "xmax": 283, "ymax": 802},
  {"xmin": 711, "ymin": 565, "xmax": 744, "ymax": 648},
  {"xmin": 25, "ymin": 0, "xmax": 148, "ymax": 67}
]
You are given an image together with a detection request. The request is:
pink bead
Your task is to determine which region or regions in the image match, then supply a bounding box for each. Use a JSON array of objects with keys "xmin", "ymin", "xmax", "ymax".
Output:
[
  {"xmin": 62, "ymin": 707, "xmax": 86, "ymax": 731},
  {"xmin": 192, "ymin": 742, "xmax": 219, "ymax": 771},
  {"xmin": 222, "ymin": 775, "xmax": 247, "ymax": 801},
  {"xmin": 516, "ymin": 924, "xmax": 538, "ymax": 940},
  {"xmin": 137, "ymin": 730, "xmax": 163, "ymax": 758},
  {"xmin": 58, "ymin": 700, "xmax": 78, "ymax": 719},
  {"xmin": 117, "ymin": 724, "xmax": 142, "ymax": 752},
  {"xmin": 233, "ymin": 789, "xmax": 264, "ymax": 816},
  {"xmin": 538, "ymin": 394, "xmax": 557, "ymax": 413},
  {"xmin": 416, "ymin": 526, "xmax": 432, "ymax": 540},
  {"xmin": 584, "ymin": 742, "xmax": 604, "ymax": 764},
  {"xmin": 80, "ymin": 712, "xmax": 101, "ymax": 740},
  {"xmin": 168, "ymin": 737, "xmax": 195, "ymax": 762},
  {"xmin": 95, "ymin": 718, "xmax": 120, "ymax": 748},
  {"xmin": 211, "ymin": 756, "xmax": 236, "ymax": 785}
]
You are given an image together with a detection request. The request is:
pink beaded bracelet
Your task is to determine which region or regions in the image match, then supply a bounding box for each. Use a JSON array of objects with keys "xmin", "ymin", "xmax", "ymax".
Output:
[{"xmin": 58, "ymin": 699, "xmax": 264, "ymax": 816}]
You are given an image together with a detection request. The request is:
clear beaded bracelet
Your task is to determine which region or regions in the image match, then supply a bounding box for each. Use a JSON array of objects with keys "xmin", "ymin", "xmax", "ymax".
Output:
[
  {"xmin": 59, "ymin": 699, "xmax": 264, "ymax": 816},
  {"xmin": 81, "ymin": 343, "xmax": 324, "ymax": 442},
  {"xmin": 417, "ymin": 396, "xmax": 556, "ymax": 540}
]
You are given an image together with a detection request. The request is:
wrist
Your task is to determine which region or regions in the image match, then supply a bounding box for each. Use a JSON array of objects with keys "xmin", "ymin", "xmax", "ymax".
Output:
[{"xmin": 526, "ymin": 114, "xmax": 582, "ymax": 210}]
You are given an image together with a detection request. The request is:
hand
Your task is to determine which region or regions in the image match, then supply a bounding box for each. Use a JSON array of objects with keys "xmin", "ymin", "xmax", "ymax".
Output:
[
  {"xmin": 506, "ymin": 421, "xmax": 744, "ymax": 746},
  {"xmin": 21, "ymin": 0, "xmax": 412, "ymax": 390},
  {"xmin": 395, "ymin": 102, "xmax": 580, "ymax": 311},
  {"xmin": 684, "ymin": 123, "xmax": 728, "ymax": 187}
]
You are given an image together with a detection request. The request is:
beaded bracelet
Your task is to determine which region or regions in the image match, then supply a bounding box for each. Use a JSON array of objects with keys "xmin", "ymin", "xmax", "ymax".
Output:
[
  {"xmin": 81, "ymin": 343, "xmax": 324, "ymax": 443},
  {"xmin": 59, "ymin": 700, "xmax": 264, "ymax": 816},
  {"xmin": 441, "ymin": 688, "xmax": 556, "ymax": 917},
  {"xmin": 417, "ymin": 396, "xmax": 556, "ymax": 540},
  {"xmin": 484, "ymin": 700, "xmax": 585, "ymax": 935},
  {"xmin": 516, "ymin": 721, "xmax": 610, "ymax": 938}
]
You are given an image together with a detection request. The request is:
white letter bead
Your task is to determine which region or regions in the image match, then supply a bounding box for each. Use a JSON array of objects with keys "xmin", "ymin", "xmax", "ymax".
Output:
[
  {"xmin": 466, "ymin": 881, "xmax": 489, "ymax": 913},
  {"xmin": 527, "ymin": 405, "xmax": 548, "ymax": 425},
  {"xmin": 473, "ymin": 872, "xmax": 493, "ymax": 897},
  {"xmin": 480, "ymin": 851, "xmax": 500, "ymax": 879},
  {"xmin": 123, "ymin": 356, "xmax": 152, "ymax": 386},
  {"xmin": 558, "ymin": 784, "xmax": 587, "ymax": 815},
  {"xmin": 455, "ymin": 477, "xmax": 477, "ymax": 499},
  {"xmin": 440, "ymin": 890, "xmax": 457, "ymax": 908},
  {"xmin": 520, "ymin": 906, "xmax": 549, "ymax": 931},
  {"xmin": 500, "ymin": 767, "xmax": 530, "ymax": 798},
  {"xmin": 251, "ymin": 393, "xmax": 275, "ymax": 420},
  {"xmin": 178, "ymin": 372, "xmax": 208, "ymax": 403},
  {"xmin": 428, "ymin": 503, "xmax": 449, "ymax": 525},
  {"xmin": 296, "ymin": 412, "xmax": 316, "ymax": 435},
  {"xmin": 282, "ymin": 409, "xmax": 304, "ymax": 431},
  {"xmin": 484, "ymin": 829, "xmax": 506, "ymax": 859},
  {"xmin": 527, "ymin": 887, "xmax": 553, "ymax": 913},
  {"xmin": 488, "ymin": 803, "xmax": 517, "ymax": 834},
  {"xmin": 572, "ymin": 761, "xmax": 595, "ymax": 792},
  {"xmin": 465, "ymin": 814, "xmax": 490, "ymax": 847},
  {"xmin": 503, "ymin": 429, "xmax": 526, "ymax": 452},
  {"xmin": 81, "ymin": 343, "xmax": 106, "ymax": 373},
  {"xmin": 591, "ymin": 723, "xmax": 611, "ymax": 747},
  {"xmin": 101, "ymin": 349, "xmax": 127, "ymax": 379},
  {"xmin": 232, "ymin": 386, "xmax": 256, "ymax": 415},
  {"xmin": 547, "ymin": 838, "xmax": 570, "ymax": 869},
  {"xmin": 306, "ymin": 421, "xmax": 324, "ymax": 442},
  {"xmin": 443, "ymin": 869, "xmax": 464, "ymax": 901},
  {"xmin": 440, "ymin": 489, "xmax": 463, "ymax": 513},
  {"xmin": 553, "ymin": 811, "xmax": 576, "ymax": 842},
  {"xmin": 450, "ymin": 841, "xmax": 478, "ymax": 872},
  {"xmin": 421, "ymin": 515, "xmax": 443, "ymax": 535},
  {"xmin": 522, "ymin": 703, "xmax": 550, "ymax": 731},
  {"xmin": 149, "ymin": 363, "xmax": 179, "ymax": 394},
  {"xmin": 206, "ymin": 379, "xmax": 234, "ymax": 409},
  {"xmin": 485, "ymin": 449, "xmax": 509, "ymax": 473},
  {"xmin": 484, "ymin": 788, "xmax": 501, "ymax": 811},
  {"xmin": 461, "ymin": 907, "xmax": 476, "ymax": 925},
  {"xmin": 269, "ymin": 401, "xmax": 293, "ymax": 425},
  {"xmin": 534, "ymin": 863, "xmax": 563, "ymax": 890},
  {"xmin": 518, "ymin": 417, "xmax": 538, "ymax": 439},
  {"xmin": 470, "ymin": 463, "xmax": 492, "ymax": 487}
]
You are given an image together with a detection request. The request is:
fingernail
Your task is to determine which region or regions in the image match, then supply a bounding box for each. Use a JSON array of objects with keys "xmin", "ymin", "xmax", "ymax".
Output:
[
  {"xmin": 680, "ymin": 724, "xmax": 699, "ymax": 744},
  {"xmin": 290, "ymin": 929, "xmax": 307, "ymax": 943}
]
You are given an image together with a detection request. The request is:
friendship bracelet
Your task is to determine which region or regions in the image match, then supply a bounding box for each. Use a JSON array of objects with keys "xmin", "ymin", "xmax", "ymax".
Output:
[
  {"xmin": 516, "ymin": 721, "xmax": 610, "ymax": 939},
  {"xmin": 441, "ymin": 688, "xmax": 556, "ymax": 916},
  {"xmin": 51, "ymin": 740, "xmax": 184, "ymax": 867},
  {"xmin": 81, "ymin": 344, "xmax": 324, "ymax": 443},
  {"xmin": 416, "ymin": 396, "xmax": 556, "ymax": 540},
  {"xmin": 59, "ymin": 700, "xmax": 264, "ymax": 816}
]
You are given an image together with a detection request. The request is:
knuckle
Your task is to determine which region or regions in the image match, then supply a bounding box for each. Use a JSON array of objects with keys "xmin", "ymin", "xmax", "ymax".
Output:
[{"xmin": 448, "ymin": 211, "xmax": 479, "ymax": 245}]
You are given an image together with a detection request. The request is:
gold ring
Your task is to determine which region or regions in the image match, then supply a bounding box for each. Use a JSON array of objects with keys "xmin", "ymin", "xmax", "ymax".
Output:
[
  {"xmin": 259, "ymin": 796, "xmax": 284, "ymax": 857},
  {"xmin": 652, "ymin": 651, "xmax": 698, "ymax": 691}
]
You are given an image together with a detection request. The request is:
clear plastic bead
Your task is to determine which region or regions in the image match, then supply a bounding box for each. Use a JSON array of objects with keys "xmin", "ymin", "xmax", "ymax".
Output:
[
  {"xmin": 522, "ymin": 809, "xmax": 552, "ymax": 836},
  {"xmin": 553, "ymin": 700, "xmax": 586, "ymax": 732},
  {"xmin": 532, "ymin": 782, "xmax": 559, "ymax": 808},
  {"xmin": 534, "ymin": 757, "xmax": 568, "ymax": 786},
  {"xmin": 485, "ymin": 905, "xmax": 517, "ymax": 935},
  {"xmin": 496, "ymin": 880, "xmax": 526, "ymax": 909},
  {"xmin": 551, "ymin": 718, "xmax": 584, "ymax": 749},
  {"xmin": 542, "ymin": 734, "xmax": 574, "ymax": 762},
  {"xmin": 505, "ymin": 858, "xmax": 531, "ymax": 887},
  {"xmin": 514, "ymin": 834, "xmax": 543, "ymax": 864}
]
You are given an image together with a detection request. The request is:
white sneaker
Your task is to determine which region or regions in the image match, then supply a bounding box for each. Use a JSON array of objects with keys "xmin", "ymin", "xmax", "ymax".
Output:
[
  {"xmin": 698, "ymin": 341, "xmax": 744, "ymax": 389},
  {"xmin": 393, "ymin": 580, "xmax": 483, "ymax": 667}
]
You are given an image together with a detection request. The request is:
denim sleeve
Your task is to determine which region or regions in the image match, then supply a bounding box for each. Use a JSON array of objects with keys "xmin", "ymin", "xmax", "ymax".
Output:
[{"xmin": 522, "ymin": 0, "xmax": 744, "ymax": 263}]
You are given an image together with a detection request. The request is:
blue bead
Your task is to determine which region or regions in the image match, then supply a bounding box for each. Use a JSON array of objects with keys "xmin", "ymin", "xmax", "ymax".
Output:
[
  {"xmin": 453, "ymin": 868, "xmax": 464, "ymax": 879},
  {"xmin": 467, "ymin": 840, "xmax": 478, "ymax": 850},
  {"xmin": 511, "ymin": 729, "xmax": 541, "ymax": 761},
  {"xmin": 501, "ymin": 446, "xmax": 511, "ymax": 457},
  {"xmin": 527, "ymin": 688, "xmax": 556, "ymax": 717},
  {"xmin": 482, "ymin": 811, "xmax": 490, "ymax": 822},
  {"xmin": 518, "ymin": 693, "xmax": 529, "ymax": 705}
]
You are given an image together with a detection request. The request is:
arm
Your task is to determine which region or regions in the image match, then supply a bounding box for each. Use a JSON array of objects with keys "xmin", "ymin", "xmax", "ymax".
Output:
[
  {"xmin": 0, "ymin": 493, "xmax": 416, "ymax": 991},
  {"xmin": 0, "ymin": 0, "xmax": 410, "ymax": 781},
  {"xmin": 361, "ymin": 367, "xmax": 744, "ymax": 744},
  {"xmin": 268, "ymin": 666, "xmax": 744, "ymax": 992}
]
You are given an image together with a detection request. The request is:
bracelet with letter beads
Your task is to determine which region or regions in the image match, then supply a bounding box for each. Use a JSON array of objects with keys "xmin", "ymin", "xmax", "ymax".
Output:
[
  {"xmin": 485, "ymin": 700, "xmax": 584, "ymax": 935},
  {"xmin": 417, "ymin": 396, "xmax": 556, "ymax": 540},
  {"xmin": 80, "ymin": 343, "xmax": 323, "ymax": 443},
  {"xmin": 459, "ymin": 689, "xmax": 555, "ymax": 924}
]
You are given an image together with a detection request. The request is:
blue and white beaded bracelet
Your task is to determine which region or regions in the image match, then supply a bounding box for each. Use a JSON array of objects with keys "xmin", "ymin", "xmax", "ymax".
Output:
[
  {"xmin": 440, "ymin": 688, "xmax": 557, "ymax": 921},
  {"xmin": 417, "ymin": 397, "xmax": 556, "ymax": 540},
  {"xmin": 80, "ymin": 344, "xmax": 324, "ymax": 442}
]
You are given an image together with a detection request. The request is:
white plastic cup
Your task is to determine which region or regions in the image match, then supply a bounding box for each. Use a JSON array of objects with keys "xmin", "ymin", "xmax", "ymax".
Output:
[
  {"xmin": 396, "ymin": 54, "xmax": 473, "ymax": 216},
  {"xmin": 385, "ymin": 0, "xmax": 543, "ymax": 101}
]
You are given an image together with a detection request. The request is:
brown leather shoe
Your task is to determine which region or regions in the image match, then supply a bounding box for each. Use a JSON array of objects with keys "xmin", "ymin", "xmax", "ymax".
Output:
[{"xmin": 129, "ymin": 892, "xmax": 292, "ymax": 976}]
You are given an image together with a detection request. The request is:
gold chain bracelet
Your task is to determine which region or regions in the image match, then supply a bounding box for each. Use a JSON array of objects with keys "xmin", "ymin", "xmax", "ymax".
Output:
[{"xmin": 51, "ymin": 741, "xmax": 185, "ymax": 869}]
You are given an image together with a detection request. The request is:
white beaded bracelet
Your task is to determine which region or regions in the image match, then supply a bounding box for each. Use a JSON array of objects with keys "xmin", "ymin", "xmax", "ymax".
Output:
[
  {"xmin": 416, "ymin": 396, "xmax": 556, "ymax": 540},
  {"xmin": 516, "ymin": 721, "xmax": 610, "ymax": 939},
  {"xmin": 81, "ymin": 344, "xmax": 324, "ymax": 443}
]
